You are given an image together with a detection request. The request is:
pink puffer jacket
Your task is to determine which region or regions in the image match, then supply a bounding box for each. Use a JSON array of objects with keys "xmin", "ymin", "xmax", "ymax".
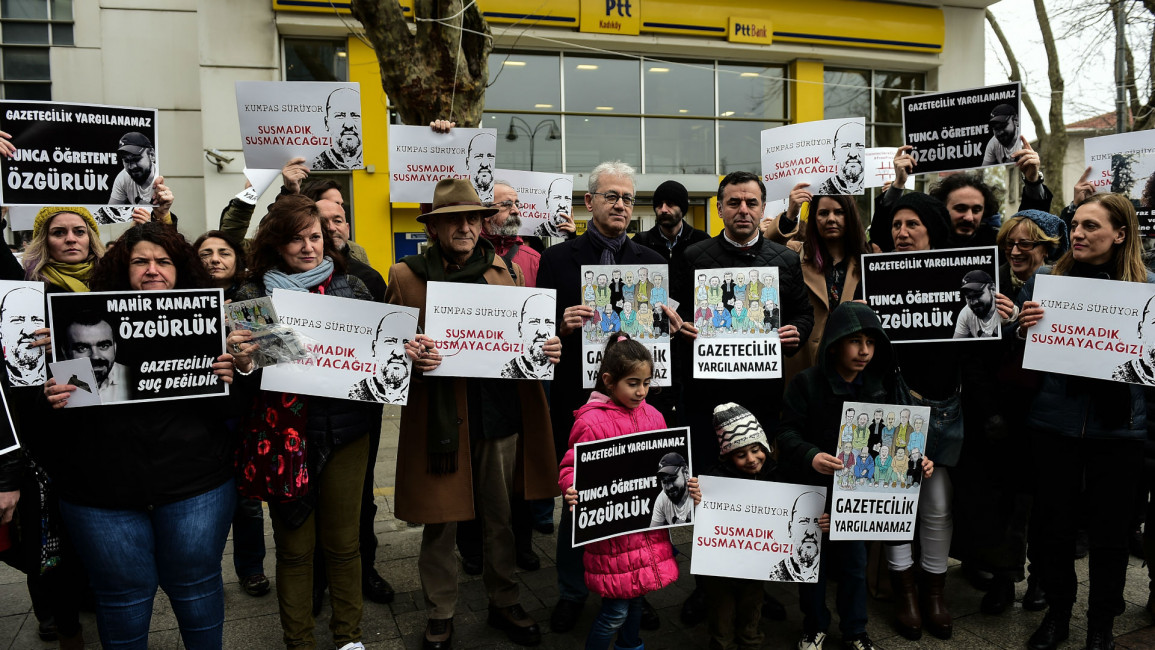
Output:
[{"xmin": 559, "ymin": 392, "xmax": 679, "ymax": 600}]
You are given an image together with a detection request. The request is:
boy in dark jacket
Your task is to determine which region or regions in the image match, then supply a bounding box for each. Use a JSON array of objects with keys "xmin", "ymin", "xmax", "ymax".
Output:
[{"xmin": 775, "ymin": 302, "xmax": 931, "ymax": 650}]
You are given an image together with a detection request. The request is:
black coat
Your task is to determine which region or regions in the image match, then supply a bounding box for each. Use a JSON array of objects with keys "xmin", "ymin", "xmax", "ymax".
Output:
[{"xmin": 537, "ymin": 232, "xmax": 665, "ymax": 458}]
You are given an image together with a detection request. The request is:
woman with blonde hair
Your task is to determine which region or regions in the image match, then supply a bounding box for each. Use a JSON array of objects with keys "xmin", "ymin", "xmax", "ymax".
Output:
[{"xmin": 23, "ymin": 207, "xmax": 106, "ymax": 292}]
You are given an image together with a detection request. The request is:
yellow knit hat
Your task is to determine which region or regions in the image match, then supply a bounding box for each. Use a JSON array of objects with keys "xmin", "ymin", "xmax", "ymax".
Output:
[{"xmin": 32, "ymin": 207, "xmax": 99, "ymax": 240}]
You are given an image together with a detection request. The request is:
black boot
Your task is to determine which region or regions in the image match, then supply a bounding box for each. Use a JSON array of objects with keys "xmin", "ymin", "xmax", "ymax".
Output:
[
  {"xmin": 1085, "ymin": 626, "xmax": 1115, "ymax": 650},
  {"xmin": 1022, "ymin": 574, "xmax": 1047, "ymax": 612},
  {"xmin": 1027, "ymin": 611, "xmax": 1070, "ymax": 650},
  {"xmin": 680, "ymin": 587, "xmax": 706, "ymax": 626},
  {"xmin": 980, "ymin": 576, "xmax": 1015, "ymax": 615}
]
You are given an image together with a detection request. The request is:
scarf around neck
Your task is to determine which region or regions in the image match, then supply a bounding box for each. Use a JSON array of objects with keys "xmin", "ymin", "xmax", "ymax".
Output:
[
  {"xmin": 587, "ymin": 226, "xmax": 627, "ymax": 265},
  {"xmin": 262, "ymin": 257, "xmax": 335, "ymax": 295},
  {"xmin": 43, "ymin": 259, "xmax": 94, "ymax": 292}
]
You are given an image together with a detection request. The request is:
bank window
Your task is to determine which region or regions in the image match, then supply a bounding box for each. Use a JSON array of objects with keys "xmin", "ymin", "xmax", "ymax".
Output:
[
  {"xmin": 824, "ymin": 67, "xmax": 925, "ymax": 147},
  {"xmin": 0, "ymin": 0, "xmax": 73, "ymax": 99}
]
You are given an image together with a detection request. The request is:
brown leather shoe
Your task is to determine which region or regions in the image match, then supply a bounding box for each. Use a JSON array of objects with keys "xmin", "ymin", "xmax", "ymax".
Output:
[
  {"xmin": 488, "ymin": 604, "xmax": 542, "ymax": 646},
  {"xmin": 920, "ymin": 570, "xmax": 953, "ymax": 639},
  {"xmin": 423, "ymin": 617, "xmax": 453, "ymax": 650},
  {"xmin": 889, "ymin": 568, "xmax": 922, "ymax": 640}
]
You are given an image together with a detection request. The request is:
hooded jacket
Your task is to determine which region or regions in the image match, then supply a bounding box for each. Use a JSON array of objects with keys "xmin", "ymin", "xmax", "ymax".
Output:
[
  {"xmin": 775, "ymin": 302, "xmax": 897, "ymax": 486},
  {"xmin": 558, "ymin": 392, "xmax": 679, "ymax": 599}
]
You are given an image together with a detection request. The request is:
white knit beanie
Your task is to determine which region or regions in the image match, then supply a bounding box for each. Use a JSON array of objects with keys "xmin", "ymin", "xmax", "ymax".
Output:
[{"xmin": 713, "ymin": 402, "xmax": 769, "ymax": 457}]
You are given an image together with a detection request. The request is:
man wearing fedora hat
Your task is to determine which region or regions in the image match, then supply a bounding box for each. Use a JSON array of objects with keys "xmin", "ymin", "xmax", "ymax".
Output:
[{"xmin": 386, "ymin": 177, "xmax": 561, "ymax": 649}]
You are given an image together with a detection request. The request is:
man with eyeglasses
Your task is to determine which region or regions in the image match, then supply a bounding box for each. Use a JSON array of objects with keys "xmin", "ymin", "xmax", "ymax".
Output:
[
  {"xmin": 481, "ymin": 181, "xmax": 542, "ymax": 287},
  {"xmin": 537, "ymin": 160, "xmax": 672, "ymax": 634}
]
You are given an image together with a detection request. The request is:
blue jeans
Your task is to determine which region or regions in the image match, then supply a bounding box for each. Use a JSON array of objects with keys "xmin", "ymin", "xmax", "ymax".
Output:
[
  {"xmin": 585, "ymin": 596, "xmax": 642, "ymax": 650},
  {"xmin": 60, "ymin": 480, "xmax": 235, "ymax": 650},
  {"xmin": 232, "ymin": 497, "xmax": 266, "ymax": 579},
  {"xmin": 797, "ymin": 539, "xmax": 868, "ymax": 639}
]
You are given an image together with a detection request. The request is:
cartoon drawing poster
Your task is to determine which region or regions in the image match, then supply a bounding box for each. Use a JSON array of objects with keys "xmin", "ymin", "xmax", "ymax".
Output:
[
  {"xmin": 690, "ymin": 266, "xmax": 782, "ymax": 379},
  {"xmin": 579, "ymin": 264, "xmax": 671, "ymax": 389}
]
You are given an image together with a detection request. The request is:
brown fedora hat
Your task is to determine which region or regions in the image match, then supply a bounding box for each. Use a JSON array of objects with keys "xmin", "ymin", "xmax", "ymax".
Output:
[{"xmin": 416, "ymin": 178, "xmax": 498, "ymax": 224}]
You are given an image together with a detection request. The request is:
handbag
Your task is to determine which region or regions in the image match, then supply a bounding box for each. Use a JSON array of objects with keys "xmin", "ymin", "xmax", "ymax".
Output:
[
  {"xmin": 894, "ymin": 367, "xmax": 964, "ymax": 467},
  {"xmin": 235, "ymin": 391, "xmax": 309, "ymax": 502}
]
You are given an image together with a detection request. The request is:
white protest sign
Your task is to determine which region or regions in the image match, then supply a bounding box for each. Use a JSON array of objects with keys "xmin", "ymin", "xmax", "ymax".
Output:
[
  {"xmin": 494, "ymin": 169, "xmax": 573, "ymax": 237},
  {"xmin": 0, "ymin": 280, "xmax": 45, "ymax": 387},
  {"xmin": 236, "ymin": 81, "xmax": 363, "ymax": 171},
  {"xmin": 579, "ymin": 264, "xmax": 672, "ymax": 388},
  {"xmin": 761, "ymin": 118, "xmax": 866, "ymax": 200},
  {"xmin": 692, "ymin": 476, "xmax": 826, "ymax": 583},
  {"xmin": 263, "ymin": 290, "xmax": 420, "ymax": 403},
  {"xmin": 828, "ymin": 401, "xmax": 930, "ymax": 541},
  {"xmin": 864, "ymin": 147, "xmax": 899, "ymax": 189},
  {"xmin": 691, "ymin": 267, "xmax": 781, "ymax": 378},
  {"xmin": 236, "ymin": 168, "xmax": 283, "ymax": 205},
  {"xmin": 1023, "ymin": 274, "xmax": 1155, "ymax": 384},
  {"xmin": 49, "ymin": 358, "xmax": 101, "ymax": 408},
  {"xmin": 388, "ymin": 125, "xmax": 497, "ymax": 203},
  {"xmin": 424, "ymin": 282, "xmax": 557, "ymax": 380},
  {"xmin": 1084, "ymin": 130, "xmax": 1155, "ymax": 234}
]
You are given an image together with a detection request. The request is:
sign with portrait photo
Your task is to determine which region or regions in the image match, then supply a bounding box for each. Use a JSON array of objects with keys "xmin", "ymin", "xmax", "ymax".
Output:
[
  {"xmin": 236, "ymin": 81, "xmax": 363, "ymax": 171},
  {"xmin": 691, "ymin": 266, "xmax": 782, "ymax": 378},
  {"xmin": 0, "ymin": 280, "xmax": 45, "ymax": 387},
  {"xmin": 901, "ymin": 82, "xmax": 1022, "ymax": 174},
  {"xmin": 424, "ymin": 282, "xmax": 557, "ymax": 380},
  {"xmin": 579, "ymin": 264, "xmax": 672, "ymax": 389},
  {"xmin": 761, "ymin": 117, "xmax": 866, "ymax": 200},
  {"xmin": 1023, "ymin": 274, "xmax": 1155, "ymax": 385},
  {"xmin": 1084, "ymin": 129, "xmax": 1155, "ymax": 234},
  {"xmin": 828, "ymin": 401, "xmax": 931, "ymax": 541},
  {"xmin": 493, "ymin": 169, "xmax": 574, "ymax": 238},
  {"xmin": 388, "ymin": 125, "xmax": 498, "ymax": 203},
  {"xmin": 572, "ymin": 427, "xmax": 693, "ymax": 546},
  {"xmin": 692, "ymin": 476, "xmax": 826, "ymax": 583},
  {"xmin": 47, "ymin": 289, "xmax": 227, "ymax": 405},
  {"xmin": 262, "ymin": 290, "xmax": 420, "ymax": 404},
  {"xmin": 0, "ymin": 100, "xmax": 160, "ymax": 207},
  {"xmin": 862, "ymin": 246, "xmax": 1001, "ymax": 343}
]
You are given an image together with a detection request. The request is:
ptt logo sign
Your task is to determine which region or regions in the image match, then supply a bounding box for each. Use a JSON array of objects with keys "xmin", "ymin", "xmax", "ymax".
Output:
[
  {"xmin": 728, "ymin": 17, "xmax": 773, "ymax": 45},
  {"xmin": 580, "ymin": 0, "xmax": 640, "ymax": 35}
]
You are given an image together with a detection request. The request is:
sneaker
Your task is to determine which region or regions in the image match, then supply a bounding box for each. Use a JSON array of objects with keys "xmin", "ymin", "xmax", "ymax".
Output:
[
  {"xmin": 845, "ymin": 634, "xmax": 875, "ymax": 650},
  {"xmin": 798, "ymin": 631, "xmax": 826, "ymax": 650},
  {"xmin": 337, "ymin": 643, "xmax": 365, "ymax": 650}
]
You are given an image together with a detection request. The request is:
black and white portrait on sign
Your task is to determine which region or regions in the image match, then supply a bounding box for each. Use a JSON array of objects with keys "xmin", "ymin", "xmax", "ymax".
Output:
[
  {"xmin": 0, "ymin": 282, "xmax": 45, "ymax": 387},
  {"xmin": 500, "ymin": 293, "xmax": 556, "ymax": 380},
  {"xmin": 466, "ymin": 131, "xmax": 497, "ymax": 203},
  {"xmin": 767, "ymin": 490, "xmax": 826, "ymax": 583},
  {"xmin": 534, "ymin": 178, "xmax": 574, "ymax": 238},
  {"xmin": 953, "ymin": 270, "xmax": 999, "ymax": 338},
  {"xmin": 815, "ymin": 121, "xmax": 866, "ymax": 196},
  {"xmin": 110, "ymin": 131, "xmax": 157, "ymax": 205},
  {"xmin": 981, "ymin": 103, "xmax": 1021, "ymax": 166},
  {"xmin": 347, "ymin": 310, "xmax": 419, "ymax": 403},
  {"xmin": 650, "ymin": 452, "xmax": 693, "ymax": 526},
  {"xmin": 312, "ymin": 86, "xmax": 363, "ymax": 171}
]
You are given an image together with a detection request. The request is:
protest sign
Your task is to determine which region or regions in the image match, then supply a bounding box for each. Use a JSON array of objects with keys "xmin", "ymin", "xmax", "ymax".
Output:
[
  {"xmin": 862, "ymin": 246, "xmax": 1001, "ymax": 343},
  {"xmin": 827, "ymin": 401, "xmax": 931, "ymax": 540},
  {"xmin": 48, "ymin": 358, "xmax": 101, "ymax": 408},
  {"xmin": 0, "ymin": 377, "xmax": 18, "ymax": 454},
  {"xmin": 1084, "ymin": 129, "xmax": 1155, "ymax": 234},
  {"xmin": 48, "ymin": 289, "xmax": 227, "ymax": 404},
  {"xmin": 493, "ymin": 169, "xmax": 573, "ymax": 238},
  {"xmin": 224, "ymin": 297, "xmax": 308, "ymax": 371},
  {"xmin": 0, "ymin": 281, "xmax": 45, "ymax": 387},
  {"xmin": 388, "ymin": 125, "xmax": 498, "ymax": 203},
  {"xmin": 262, "ymin": 290, "xmax": 420, "ymax": 404},
  {"xmin": 424, "ymin": 282, "xmax": 557, "ymax": 380},
  {"xmin": 1023, "ymin": 274, "xmax": 1155, "ymax": 385},
  {"xmin": 901, "ymin": 82, "xmax": 1022, "ymax": 174},
  {"xmin": 864, "ymin": 147, "xmax": 899, "ymax": 189},
  {"xmin": 690, "ymin": 266, "xmax": 782, "ymax": 378},
  {"xmin": 579, "ymin": 264, "xmax": 671, "ymax": 388},
  {"xmin": 235, "ymin": 81, "xmax": 363, "ymax": 171},
  {"xmin": 692, "ymin": 476, "xmax": 826, "ymax": 583},
  {"xmin": 235, "ymin": 168, "xmax": 283, "ymax": 206},
  {"xmin": 572, "ymin": 427, "xmax": 692, "ymax": 546},
  {"xmin": 0, "ymin": 100, "xmax": 160, "ymax": 206},
  {"xmin": 761, "ymin": 118, "xmax": 866, "ymax": 200},
  {"xmin": 8, "ymin": 205, "xmax": 147, "ymax": 231}
]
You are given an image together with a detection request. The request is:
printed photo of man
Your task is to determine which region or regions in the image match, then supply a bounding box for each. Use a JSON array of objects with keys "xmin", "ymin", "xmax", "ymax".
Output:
[
  {"xmin": 500, "ymin": 293, "xmax": 556, "ymax": 380},
  {"xmin": 465, "ymin": 132, "xmax": 497, "ymax": 203},
  {"xmin": 981, "ymin": 103, "xmax": 1021, "ymax": 166},
  {"xmin": 650, "ymin": 452, "xmax": 693, "ymax": 526},
  {"xmin": 0, "ymin": 286, "xmax": 45, "ymax": 386},
  {"xmin": 1112, "ymin": 294, "xmax": 1155, "ymax": 385},
  {"xmin": 61, "ymin": 309, "xmax": 128, "ymax": 402},
  {"xmin": 534, "ymin": 178, "xmax": 573, "ymax": 238},
  {"xmin": 767, "ymin": 490, "xmax": 825, "ymax": 583},
  {"xmin": 953, "ymin": 270, "xmax": 999, "ymax": 338},
  {"xmin": 348, "ymin": 311, "xmax": 417, "ymax": 403},
  {"xmin": 815, "ymin": 121, "xmax": 866, "ymax": 196},
  {"xmin": 110, "ymin": 131, "xmax": 157, "ymax": 205},
  {"xmin": 312, "ymin": 87, "xmax": 363, "ymax": 170}
]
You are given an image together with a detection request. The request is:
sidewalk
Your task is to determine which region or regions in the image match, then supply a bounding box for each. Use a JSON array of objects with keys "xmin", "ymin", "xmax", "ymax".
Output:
[{"xmin": 0, "ymin": 406, "xmax": 1152, "ymax": 648}]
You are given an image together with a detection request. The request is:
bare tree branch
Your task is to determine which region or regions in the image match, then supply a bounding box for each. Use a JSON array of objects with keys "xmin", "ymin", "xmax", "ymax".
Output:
[{"xmin": 986, "ymin": 10, "xmax": 1047, "ymax": 136}]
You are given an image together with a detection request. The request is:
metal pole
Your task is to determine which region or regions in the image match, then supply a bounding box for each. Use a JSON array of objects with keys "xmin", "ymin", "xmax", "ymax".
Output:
[{"xmin": 1115, "ymin": 0, "xmax": 1127, "ymax": 133}]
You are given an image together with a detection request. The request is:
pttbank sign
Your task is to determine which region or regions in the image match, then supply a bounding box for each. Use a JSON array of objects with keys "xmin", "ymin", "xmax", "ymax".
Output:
[
  {"xmin": 580, "ymin": 0, "xmax": 640, "ymax": 35},
  {"xmin": 728, "ymin": 17, "xmax": 773, "ymax": 45}
]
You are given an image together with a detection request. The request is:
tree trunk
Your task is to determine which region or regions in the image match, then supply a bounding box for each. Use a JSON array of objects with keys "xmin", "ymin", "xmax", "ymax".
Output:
[{"xmin": 350, "ymin": 0, "xmax": 492, "ymax": 127}]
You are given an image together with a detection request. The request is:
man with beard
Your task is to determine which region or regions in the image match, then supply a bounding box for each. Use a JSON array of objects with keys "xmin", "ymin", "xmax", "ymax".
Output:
[
  {"xmin": 768, "ymin": 491, "xmax": 825, "ymax": 583},
  {"xmin": 533, "ymin": 178, "xmax": 576, "ymax": 240},
  {"xmin": 500, "ymin": 294, "xmax": 555, "ymax": 379},
  {"xmin": 347, "ymin": 311, "xmax": 418, "ymax": 402},
  {"xmin": 316, "ymin": 199, "xmax": 387, "ymax": 302},
  {"xmin": 312, "ymin": 87, "xmax": 362, "ymax": 170},
  {"xmin": 110, "ymin": 132, "xmax": 158, "ymax": 205},
  {"xmin": 0, "ymin": 286, "xmax": 45, "ymax": 386},
  {"xmin": 953, "ymin": 270, "xmax": 1000, "ymax": 338},
  {"xmin": 981, "ymin": 103, "xmax": 1021, "ymax": 166},
  {"xmin": 650, "ymin": 452, "xmax": 693, "ymax": 526},
  {"xmin": 1112, "ymin": 294, "xmax": 1155, "ymax": 385},
  {"xmin": 815, "ymin": 121, "xmax": 865, "ymax": 196},
  {"xmin": 62, "ymin": 310, "xmax": 127, "ymax": 402},
  {"xmin": 484, "ymin": 181, "xmax": 541, "ymax": 286},
  {"xmin": 465, "ymin": 132, "xmax": 497, "ymax": 203}
]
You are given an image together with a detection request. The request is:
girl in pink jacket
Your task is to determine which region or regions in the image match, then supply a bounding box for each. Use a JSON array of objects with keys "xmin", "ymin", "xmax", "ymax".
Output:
[{"xmin": 560, "ymin": 334, "xmax": 680, "ymax": 650}]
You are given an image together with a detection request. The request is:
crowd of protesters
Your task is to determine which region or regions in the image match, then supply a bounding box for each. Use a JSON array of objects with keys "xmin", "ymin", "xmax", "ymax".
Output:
[{"xmin": 0, "ymin": 115, "xmax": 1151, "ymax": 650}]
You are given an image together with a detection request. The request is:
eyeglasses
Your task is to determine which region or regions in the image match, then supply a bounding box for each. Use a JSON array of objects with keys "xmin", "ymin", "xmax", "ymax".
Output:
[
  {"xmin": 488, "ymin": 200, "xmax": 521, "ymax": 210},
  {"xmin": 1004, "ymin": 240, "xmax": 1042, "ymax": 251},
  {"xmin": 591, "ymin": 192, "xmax": 635, "ymax": 207}
]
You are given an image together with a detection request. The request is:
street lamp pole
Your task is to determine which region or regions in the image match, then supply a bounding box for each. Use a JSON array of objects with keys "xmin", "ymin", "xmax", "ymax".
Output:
[{"xmin": 504, "ymin": 116, "xmax": 561, "ymax": 171}]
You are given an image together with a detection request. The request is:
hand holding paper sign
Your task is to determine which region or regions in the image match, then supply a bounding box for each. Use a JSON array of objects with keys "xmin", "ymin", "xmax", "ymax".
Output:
[
  {"xmin": 151, "ymin": 176, "xmax": 173, "ymax": 222},
  {"xmin": 0, "ymin": 131, "xmax": 13, "ymax": 158},
  {"xmin": 562, "ymin": 304, "xmax": 596, "ymax": 337},
  {"xmin": 687, "ymin": 476, "xmax": 701, "ymax": 506},
  {"xmin": 406, "ymin": 333, "xmax": 442, "ymax": 373},
  {"xmin": 786, "ymin": 183, "xmax": 812, "ymax": 221},
  {"xmin": 1074, "ymin": 166, "xmax": 1096, "ymax": 206},
  {"xmin": 1011, "ymin": 136, "xmax": 1041, "ymax": 183},
  {"xmin": 1017, "ymin": 300, "xmax": 1044, "ymax": 338},
  {"xmin": 779, "ymin": 324, "xmax": 800, "ymax": 352},
  {"xmin": 282, "ymin": 157, "xmax": 309, "ymax": 194},
  {"xmin": 892, "ymin": 145, "xmax": 916, "ymax": 189}
]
